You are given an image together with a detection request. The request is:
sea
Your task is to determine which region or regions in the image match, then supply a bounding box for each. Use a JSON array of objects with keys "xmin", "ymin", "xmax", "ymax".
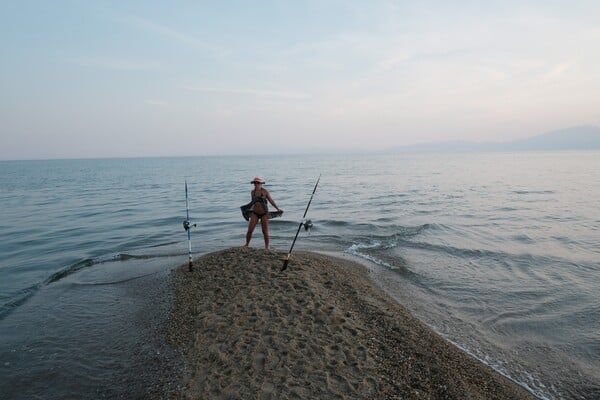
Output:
[{"xmin": 0, "ymin": 153, "xmax": 598, "ymax": 400}]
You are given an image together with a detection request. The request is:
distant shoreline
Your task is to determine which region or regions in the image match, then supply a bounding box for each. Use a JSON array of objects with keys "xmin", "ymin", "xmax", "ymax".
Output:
[
  {"xmin": 2, "ymin": 126, "xmax": 599, "ymax": 161},
  {"xmin": 1, "ymin": 146, "xmax": 599, "ymax": 162},
  {"xmin": 388, "ymin": 126, "xmax": 600, "ymax": 153}
]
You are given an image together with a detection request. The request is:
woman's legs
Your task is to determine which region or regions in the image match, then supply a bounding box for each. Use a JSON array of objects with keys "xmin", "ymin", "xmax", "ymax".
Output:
[
  {"xmin": 245, "ymin": 214, "xmax": 270, "ymax": 249},
  {"xmin": 260, "ymin": 217, "xmax": 270, "ymax": 249},
  {"xmin": 245, "ymin": 214, "xmax": 259, "ymax": 246}
]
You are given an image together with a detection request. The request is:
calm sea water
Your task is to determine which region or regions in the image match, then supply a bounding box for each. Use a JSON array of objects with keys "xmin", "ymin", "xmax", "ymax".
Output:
[{"xmin": 1, "ymin": 153, "xmax": 599, "ymax": 399}]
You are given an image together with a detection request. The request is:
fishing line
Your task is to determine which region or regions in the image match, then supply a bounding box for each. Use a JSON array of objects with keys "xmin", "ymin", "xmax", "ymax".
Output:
[{"xmin": 281, "ymin": 174, "xmax": 321, "ymax": 271}]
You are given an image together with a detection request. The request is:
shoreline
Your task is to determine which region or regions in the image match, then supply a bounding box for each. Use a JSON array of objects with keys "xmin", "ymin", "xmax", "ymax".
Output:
[{"xmin": 165, "ymin": 247, "xmax": 538, "ymax": 399}]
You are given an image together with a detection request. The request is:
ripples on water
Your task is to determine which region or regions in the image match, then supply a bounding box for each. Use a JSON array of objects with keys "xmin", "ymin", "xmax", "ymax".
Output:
[{"xmin": 1, "ymin": 153, "xmax": 599, "ymax": 399}]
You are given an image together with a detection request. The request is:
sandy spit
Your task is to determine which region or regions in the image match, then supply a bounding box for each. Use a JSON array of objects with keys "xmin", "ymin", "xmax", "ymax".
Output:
[{"xmin": 166, "ymin": 247, "xmax": 537, "ymax": 400}]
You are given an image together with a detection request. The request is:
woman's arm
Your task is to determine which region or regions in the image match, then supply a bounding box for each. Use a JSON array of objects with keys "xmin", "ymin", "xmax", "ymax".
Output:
[{"xmin": 265, "ymin": 190, "xmax": 282, "ymax": 211}]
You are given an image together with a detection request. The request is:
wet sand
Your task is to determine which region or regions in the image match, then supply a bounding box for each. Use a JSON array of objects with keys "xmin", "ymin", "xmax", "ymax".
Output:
[{"xmin": 166, "ymin": 247, "xmax": 538, "ymax": 399}]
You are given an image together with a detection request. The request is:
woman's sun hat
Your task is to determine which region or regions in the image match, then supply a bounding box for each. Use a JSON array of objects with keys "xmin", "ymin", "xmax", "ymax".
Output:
[{"xmin": 251, "ymin": 176, "xmax": 265, "ymax": 184}]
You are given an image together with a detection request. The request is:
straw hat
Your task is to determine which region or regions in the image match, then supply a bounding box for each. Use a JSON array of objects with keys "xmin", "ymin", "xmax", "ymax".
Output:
[{"xmin": 251, "ymin": 177, "xmax": 265, "ymax": 184}]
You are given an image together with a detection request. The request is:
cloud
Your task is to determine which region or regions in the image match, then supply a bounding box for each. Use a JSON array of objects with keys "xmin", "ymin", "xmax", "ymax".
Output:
[
  {"xmin": 184, "ymin": 86, "xmax": 310, "ymax": 100},
  {"xmin": 112, "ymin": 14, "xmax": 222, "ymax": 54},
  {"xmin": 75, "ymin": 57, "xmax": 163, "ymax": 71},
  {"xmin": 540, "ymin": 62, "xmax": 575, "ymax": 82},
  {"xmin": 119, "ymin": 14, "xmax": 197, "ymax": 45}
]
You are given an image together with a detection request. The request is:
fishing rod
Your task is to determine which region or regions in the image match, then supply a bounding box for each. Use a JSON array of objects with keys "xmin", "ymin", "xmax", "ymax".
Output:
[
  {"xmin": 183, "ymin": 180, "xmax": 196, "ymax": 272},
  {"xmin": 281, "ymin": 174, "xmax": 321, "ymax": 271}
]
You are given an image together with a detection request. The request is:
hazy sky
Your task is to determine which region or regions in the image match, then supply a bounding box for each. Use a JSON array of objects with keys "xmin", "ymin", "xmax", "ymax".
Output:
[{"xmin": 1, "ymin": 1, "xmax": 599, "ymax": 159}]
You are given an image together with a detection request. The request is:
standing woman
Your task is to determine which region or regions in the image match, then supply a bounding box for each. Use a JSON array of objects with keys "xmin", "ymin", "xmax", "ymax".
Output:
[{"xmin": 244, "ymin": 177, "xmax": 283, "ymax": 249}]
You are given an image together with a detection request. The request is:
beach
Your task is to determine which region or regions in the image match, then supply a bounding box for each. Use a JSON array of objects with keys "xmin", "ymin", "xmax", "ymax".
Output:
[{"xmin": 166, "ymin": 248, "xmax": 537, "ymax": 399}]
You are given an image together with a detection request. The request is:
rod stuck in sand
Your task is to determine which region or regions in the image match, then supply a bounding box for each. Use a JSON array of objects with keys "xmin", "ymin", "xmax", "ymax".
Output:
[
  {"xmin": 281, "ymin": 174, "xmax": 321, "ymax": 271},
  {"xmin": 183, "ymin": 180, "xmax": 196, "ymax": 271}
]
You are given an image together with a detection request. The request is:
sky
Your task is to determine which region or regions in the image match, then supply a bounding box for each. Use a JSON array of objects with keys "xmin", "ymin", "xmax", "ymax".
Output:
[{"xmin": 1, "ymin": 0, "xmax": 599, "ymax": 160}]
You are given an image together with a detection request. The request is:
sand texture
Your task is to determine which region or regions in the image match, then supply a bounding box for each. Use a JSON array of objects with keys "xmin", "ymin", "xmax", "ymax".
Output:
[{"xmin": 167, "ymin": 248, "xmax": 537, "ymax": 399}]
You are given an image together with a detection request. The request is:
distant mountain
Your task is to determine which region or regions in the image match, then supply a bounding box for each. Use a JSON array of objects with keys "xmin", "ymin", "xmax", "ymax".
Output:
[
  {"xmin": 390, "ymin": 126, "xmax": 600, "ymax": 153},
  {"xmin": 499, "ymin": 126, "xmax": 600, "ymax": 151}
]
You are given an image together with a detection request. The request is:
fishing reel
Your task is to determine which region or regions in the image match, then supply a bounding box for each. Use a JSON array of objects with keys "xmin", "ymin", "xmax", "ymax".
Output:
[
  {"xmin": 183, "ymin": 220, "xmax": 196, "ymax": 231},
  {"xmin": 303, "ymin": 219, "xmax": 313, "ymax": 233}
]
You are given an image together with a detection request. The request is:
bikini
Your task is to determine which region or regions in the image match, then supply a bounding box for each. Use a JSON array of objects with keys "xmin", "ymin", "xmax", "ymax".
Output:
[{"xmin": 251, "ymin": 189, "xmax": 268, "ymax": 217}]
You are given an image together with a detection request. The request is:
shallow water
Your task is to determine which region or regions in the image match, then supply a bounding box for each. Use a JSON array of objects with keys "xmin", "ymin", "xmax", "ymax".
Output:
[{"xmin": 1, "ymin": 153, "xmax": 599, "ymax": 399}]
